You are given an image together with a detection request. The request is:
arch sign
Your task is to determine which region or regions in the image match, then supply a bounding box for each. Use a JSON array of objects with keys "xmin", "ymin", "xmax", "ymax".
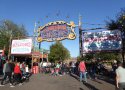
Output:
[{"xmin": 37, "ymin": 21, "xmax": 76, "ymax": 42}]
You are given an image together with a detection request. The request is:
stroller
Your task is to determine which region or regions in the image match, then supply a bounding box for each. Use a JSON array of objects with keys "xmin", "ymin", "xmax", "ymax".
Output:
[{"xmin": 22, "ymin": 72, "xmax": 31, "ymax": 82}]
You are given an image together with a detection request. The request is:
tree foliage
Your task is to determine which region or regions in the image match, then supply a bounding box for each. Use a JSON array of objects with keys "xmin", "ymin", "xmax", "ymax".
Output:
[
  {"xmin": 77, "ymin": 54, "xmax": 94, "ymax": 62},
  {"xmin": 48, "ymin": 41, "xmax": 70, "ymax": 62},
  {"xmin": 0, "ymin": 20, "xmax": 28, "ymax": 55},
  {"xmin": 106, "ymin": 8, "xmax": 125, "ymax": 62},
  {"xmin": 77, "ymin": 52, "xmax": 121, "ymax": 62},
  {"xmin": 106, "ymin": 8, "xmax": 125, "ymax": 33},
  {"xmin": 94, "ymin": 52, "xmax": 120, "ymax": 61}
]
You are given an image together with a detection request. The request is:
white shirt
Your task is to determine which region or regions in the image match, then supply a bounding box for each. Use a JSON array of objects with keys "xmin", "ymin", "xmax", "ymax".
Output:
[
  {"xmin": 116, "ymin": 66, "xmax": 125, "ymax": 83},
  {"xmin": 25, "ymin": 67, "xmax": 29, "ymax": 72},
  {"xmin": 42, "ymin": 62, "xmax": 47, "ymax": 67},
  {"xmin": 40, "ymin": 62, "xmax": 43, "ymax": 67},
  {"xmin": 71, "ymin": 62, "xmax": 76, "ymax": 67}
]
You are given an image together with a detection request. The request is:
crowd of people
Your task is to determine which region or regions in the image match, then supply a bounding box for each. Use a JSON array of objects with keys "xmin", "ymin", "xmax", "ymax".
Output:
[
  {"xmin": 39, "ymin": 61, "xmax": 69, "ymax": 76},
  {"xmin": 70, "ymin": 59, "xmax": 125, "ymax": 90},
  {"xmin": 69, "ymin": 60, "xmax": 121, "ymax": 82},
  {"xmin": 1, "ymin": 58, "xmax": 125, "ymax": 89},
  {"xmin": 0, "ymin": 60, "xmax": 30, "ymax": 87}
]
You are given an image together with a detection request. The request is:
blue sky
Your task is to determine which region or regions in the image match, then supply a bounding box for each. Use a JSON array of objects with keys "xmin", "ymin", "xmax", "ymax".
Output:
[{"xmin": 0, "ymin": 0, "xmax": 125, "ymax": 57}]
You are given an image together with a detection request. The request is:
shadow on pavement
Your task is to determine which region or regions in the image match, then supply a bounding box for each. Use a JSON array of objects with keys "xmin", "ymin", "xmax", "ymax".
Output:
[
  {"xmin": 82, "ymin": 82, "xmax": 99, "ymax": 90},
  {"xmin": 70, "ymin": 73, "xmax": 102, "ymax": 84},
  {"xmin": 97, "ymin": 75, "xmax": 115, "ymax": 85},
  {"xmin": 79, "ymin": 87, "xmax": 84, "ymax": 90},
  {"xmin": 70, "ymin": 73, "xmax": 79, "ymax": 81},
  {"xmin": 91, "ymin": 79, "xmax": 102, "ymax": 84},
  {"xmin": 70, "ymin": 73, "xmax": 100, "ymax": 90}
]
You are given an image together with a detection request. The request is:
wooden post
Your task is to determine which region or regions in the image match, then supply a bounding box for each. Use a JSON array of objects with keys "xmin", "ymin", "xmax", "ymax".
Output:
[
  {"xmin": 121, "ymin": 15, "xmax": 125, "ymax": 63},
  {"xmin": 8, "ymin": 30, "xmax": 12, "ymax": 60},
  {"xmin": 79, "ymin": 15, "xmax": 83, "ymax": 58},
  {"xmin": 32, "ymin": 22, "xmax": 37, "ymax": 67},
  {"xmin": 42, "ymin": 48, "xmax": 43, "ymax": 62}
]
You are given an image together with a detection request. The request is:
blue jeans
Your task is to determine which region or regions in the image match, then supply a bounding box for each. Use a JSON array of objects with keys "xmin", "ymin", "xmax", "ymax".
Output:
[
  {"xmin": 80, "ymin": 71, "xmax": 87, "ymax": 82},
  {"xmin": 71, "ymin": 67, "xmax": 75, "ymax": 74}
]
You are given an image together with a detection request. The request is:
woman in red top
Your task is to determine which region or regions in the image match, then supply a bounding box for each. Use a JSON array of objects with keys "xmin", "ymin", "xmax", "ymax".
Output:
[
  {"xmin": 79, "ymin": 61, "xmax": 87, "ymax": 82},
  {"xmin": 14, "ymin": 62, "xmax": 23, "ymax": 85}
]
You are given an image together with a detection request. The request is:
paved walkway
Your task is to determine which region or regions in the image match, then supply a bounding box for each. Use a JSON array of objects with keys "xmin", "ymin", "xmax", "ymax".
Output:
[{"xmin": 0, "ymin": 73, "xmax": 116, "ymax": 90}]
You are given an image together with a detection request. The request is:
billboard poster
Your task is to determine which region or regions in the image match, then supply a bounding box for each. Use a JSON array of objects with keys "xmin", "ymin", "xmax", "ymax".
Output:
[
  {"xmin": 82, "ymin": 30, "xmax": 122, "ymax": 53},
  {"xmin": 11, "ymin": 39, "xmax": 32, "ymax": 54},
  {"xmin": 37, "ymin": 21, "xmax": 76, "ymax": 42}
]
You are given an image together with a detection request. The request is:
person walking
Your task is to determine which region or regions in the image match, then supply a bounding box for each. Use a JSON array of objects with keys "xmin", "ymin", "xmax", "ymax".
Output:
[
  {"xmin": 20, "ymin": 62, "xmax": 25, "ymax": 76},
  {"xmin": 78, "ymin": 60, "xmax": 87, "ymax": 82},
  {"xmin": 24, "ymin": 65, "xmax": 30, "ymax": 80},
  {"xmin": 14, "ymin": 62, "xmax": 23, "ymax": 86},
  {"xmin": 55, "ymin": 62, "xmax": 60, "ymax": 76},
  {"xmin": 116, "ymin": 61, "xmax": 125, "ymax": 90},
  {"xmin": 71, "ymin": 62, "xmax": 76, "ymax": 74},
  {"xmin": 0, "ymin": 60, "xmax": 15, "ymax": 87}
]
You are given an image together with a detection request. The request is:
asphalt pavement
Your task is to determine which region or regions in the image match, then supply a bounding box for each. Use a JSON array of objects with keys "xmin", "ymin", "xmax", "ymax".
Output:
[{"xmin": 0, "ymin": 73, "xmax": 116, "ymax": 90}]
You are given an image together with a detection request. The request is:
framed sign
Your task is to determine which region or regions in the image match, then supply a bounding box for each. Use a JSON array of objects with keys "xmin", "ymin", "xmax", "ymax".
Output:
[
  {"xmin": 82, "ymin": 30, "xmax": 122, "ymax": 53},
  {"xmin": 11, "ymin": 39, "xmax": 32, "ymax": 54},
  {"xmin": 37, "ymin": 21, "xmax": 76, "ymax": 42}
]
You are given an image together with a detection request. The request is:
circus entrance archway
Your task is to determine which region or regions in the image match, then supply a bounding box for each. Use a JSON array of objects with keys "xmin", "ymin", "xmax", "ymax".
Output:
[{"xmin": 32, "ymin": 21, "xmax": 77, "ymax": 63}]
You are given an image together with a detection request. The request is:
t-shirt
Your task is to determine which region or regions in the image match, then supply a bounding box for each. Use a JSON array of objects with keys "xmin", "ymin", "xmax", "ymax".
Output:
[
  {"xmin": 71, "ymin": 62, "xmax": 76, "ymax": 67},
  {"xmin": 79, "ymin": 61, "xmax": 86, "ymax": 72},
  {"xmin": 42, "ymin": 62, "xmax": 47, "ymax": 67},
  {"xmin": 56, "ymin": 64, "xmax": 60, "ymax": 68},
  {"xmin": 25, "ymin": 66, "xmax": 29, "ymax": 72},
  {"xmin": 14, "ymin": 65, "xmax": 21, "ymax": 74},
  {"xmin": 116, "ymin": 66, "xmax": 125, "ymax": 83},
  {"xmin": 5, "ymin": 63, "xmax": 12, "ymax": 73}
]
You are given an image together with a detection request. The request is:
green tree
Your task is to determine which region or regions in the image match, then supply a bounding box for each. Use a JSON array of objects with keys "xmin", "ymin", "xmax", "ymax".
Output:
[
  {"xmin": 80, "ymin": 54, "xmax": 94, "ymax": 62},
  {"xmin": 48, "ymin": 41, "xmax": 70, "ymax": 62},
  {"xmin": 106, "ymin": 8, "xmax": 125, "ymax": 62},
  {"xmin": 94, "ymin": 52, "xmax": 120, "ymax": 61},
  {"xmin": 0, "ymin": 20, "xmax": 28, "ymax": 55},
  {"xmin": 77, "ymin": 52, "xmax": 120, "ymax": 62},
  {"xmin": 106, "ymin": 9, "xmax": 125, "ymax": 32}
]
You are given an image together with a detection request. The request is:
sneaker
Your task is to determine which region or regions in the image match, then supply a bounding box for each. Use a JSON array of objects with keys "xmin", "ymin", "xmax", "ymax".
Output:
[
  {"xmin": 59, "ymin": 75, "xmax": 62, "ymax": 76},
  {"xmin": 10, "ymin": 83, "xmax": 12, "ymax": 86},
  {"xmin": 10, "ymin": 85, "xmax": 15, "ymax": 87},
  {"xmin": 0, "ymin": 84, "xmax": 5, "ymax": 86},
  {"xmin": 19, "ymin": 83, "xmax": 23, "ymax": 86},
  {"xmin": 84, "ymin": 81, "xmax": 87, "ymax": 83}
]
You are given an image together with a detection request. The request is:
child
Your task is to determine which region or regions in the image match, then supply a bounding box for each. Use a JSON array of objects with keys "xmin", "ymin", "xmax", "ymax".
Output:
[
  {"xmin": 50, "ymin": 68, "xmax": 55, "ymax": 76},
  {"xmin": 25, "ymin": 65, "xmax": 29, "ymax": 74},
  {"xmin": 25, "ymin": 65, "xmax": 29, "ymax": 81}
]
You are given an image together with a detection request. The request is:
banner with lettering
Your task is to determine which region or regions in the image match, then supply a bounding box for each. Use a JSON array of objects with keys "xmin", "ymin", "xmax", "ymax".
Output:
[
  {"xmin": 37, "ymin": 21, "xmax": 76, "ymax": 42},
  {"xmin": 82, "ymin": 30, "xmax": 122, "ymax": 53},
  {"xmin": 11, "ymin": 39, "xmax": 32, "ymax": 54}
]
